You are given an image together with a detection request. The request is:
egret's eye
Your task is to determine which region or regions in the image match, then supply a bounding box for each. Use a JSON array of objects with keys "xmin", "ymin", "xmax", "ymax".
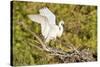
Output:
[
  {"xmin": 61, "ymin": 23, "xmax": 64, "ymax": 25},
  {"xmin": 61, "ymin": 23, "xmax": 64, "ymax": 27}
]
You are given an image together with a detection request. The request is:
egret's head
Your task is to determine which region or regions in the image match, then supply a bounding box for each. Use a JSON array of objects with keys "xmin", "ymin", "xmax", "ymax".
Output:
[{"xmin": 59, "ymin": 20, "xmax": 64, "ymax": 26}]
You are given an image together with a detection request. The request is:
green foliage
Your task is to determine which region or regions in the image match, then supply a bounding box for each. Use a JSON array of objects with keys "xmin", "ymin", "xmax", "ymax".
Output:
[{"xmin": 12, "ymin": 1, "xmax": 97, "ymax": 65}]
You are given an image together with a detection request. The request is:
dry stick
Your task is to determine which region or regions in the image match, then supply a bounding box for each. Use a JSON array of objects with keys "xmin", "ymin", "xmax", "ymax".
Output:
[
  {"xmin": 27, "ymin": 38, "xmax": 46, "ymax": 51},
  {"xmin": 29, "ymin": 42, "xmax": 44, "ymax": 51},
  {"xmin": 69, "ymin": 44, "xmax": 80, "ymax": 55},
  {"xmin": 63, "ymin": 42, "xmax": 80, "ymax": 54},
  {"xmin": 22, "ymin": 39, "xmax": 44, "ymax": 51}
]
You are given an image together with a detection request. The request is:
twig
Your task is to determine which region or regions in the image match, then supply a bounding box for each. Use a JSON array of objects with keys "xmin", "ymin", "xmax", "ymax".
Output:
[
  {"xmin": 29, "ymin": 42, "xmax": 44, "ymax": 51},
  {"xmin": 69, "ymin": 44, "xmax": 80, "ymax": 55}
]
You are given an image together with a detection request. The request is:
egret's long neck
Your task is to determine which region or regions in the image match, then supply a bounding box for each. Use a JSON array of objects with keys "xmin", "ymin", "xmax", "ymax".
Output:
[
  {"xmin": 58, "ymin": 22, "xmax": 63, "ymax": 37},
  {"xmin": 59, "ymin": 23, "xmax": 63, "ymax": 31}
]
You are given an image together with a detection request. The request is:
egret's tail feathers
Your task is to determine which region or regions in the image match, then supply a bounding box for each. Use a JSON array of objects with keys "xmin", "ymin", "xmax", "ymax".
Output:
[{"xmin": 28, "ymin": 15, "xmax": 48, "ymax": 24}]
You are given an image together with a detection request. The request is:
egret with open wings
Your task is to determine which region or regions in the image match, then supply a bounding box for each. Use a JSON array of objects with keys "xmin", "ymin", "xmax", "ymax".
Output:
[{"xmin": 28, "ymin": 7, "xmax": 64, "ymax": 43}]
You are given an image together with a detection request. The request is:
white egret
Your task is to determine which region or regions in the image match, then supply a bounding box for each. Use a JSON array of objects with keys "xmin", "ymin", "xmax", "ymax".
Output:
[{"xmin": 28, "ymin": 7, "xmax": 64, "ymax": 43}]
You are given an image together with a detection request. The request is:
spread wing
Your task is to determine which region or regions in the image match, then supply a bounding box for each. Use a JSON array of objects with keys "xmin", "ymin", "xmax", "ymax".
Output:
[
  {"xmin": 39, "ymin": 7, "xmax": 56, "ymax": 25},
  {"xmin": 28, "ymin": 14, "xmax": 50, "ymax": 38},
  {"xmin": 28, "ymin": 14, "xmax": 48, "ymax": 24}
]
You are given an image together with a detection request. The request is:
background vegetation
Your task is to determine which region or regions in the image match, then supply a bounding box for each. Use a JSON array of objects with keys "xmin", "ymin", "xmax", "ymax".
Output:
[{"xmin": 12, "ymin": 1, "xmax": 97, "ymax": 66}]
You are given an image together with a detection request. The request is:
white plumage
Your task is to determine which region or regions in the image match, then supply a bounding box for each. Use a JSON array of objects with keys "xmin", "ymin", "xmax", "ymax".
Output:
[{"xmin": 28, "ymin": 7, "xmax": 64, "ymax": 43}]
